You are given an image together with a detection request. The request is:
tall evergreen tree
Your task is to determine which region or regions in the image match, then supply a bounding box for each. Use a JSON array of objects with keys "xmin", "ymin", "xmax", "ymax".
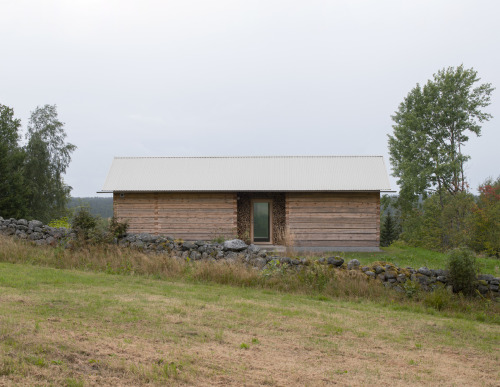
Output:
[
  {"xmin": 24, "ymin": 105, "xmax": 76, "ymax": 223},
  {"xmin": 380, "ymin": 211, "xmax": 398, "ymax": 247},
  {"xmin": 0, "ymin": 104, "xmax": 27, "ymax": 218}
]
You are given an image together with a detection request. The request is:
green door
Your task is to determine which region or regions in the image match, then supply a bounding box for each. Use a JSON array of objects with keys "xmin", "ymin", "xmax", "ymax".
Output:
[{"xmin": 253, "ymin": 202, "xmax": 270, "ymax": 243}]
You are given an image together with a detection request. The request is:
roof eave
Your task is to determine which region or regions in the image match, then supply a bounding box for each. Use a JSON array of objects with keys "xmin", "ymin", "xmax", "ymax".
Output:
[{"xmin": 99, "ymin": 189, "xmax": 392, "ymax": 193}]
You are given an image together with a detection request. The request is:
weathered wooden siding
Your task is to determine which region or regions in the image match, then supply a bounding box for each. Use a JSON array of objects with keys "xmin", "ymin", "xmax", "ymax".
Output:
[
  {"xmin": 114, "ymin": 192, "xmax": 237, "ymax": 240},
  {"xmin": 286, "ymin": 192, "xmax": 380, "ymax": 248}
]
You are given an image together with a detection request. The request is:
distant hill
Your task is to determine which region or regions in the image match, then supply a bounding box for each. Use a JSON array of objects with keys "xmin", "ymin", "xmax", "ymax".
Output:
[{"xmin": 68, "ymin": 197, "xmax": 113, "ymax": 218}]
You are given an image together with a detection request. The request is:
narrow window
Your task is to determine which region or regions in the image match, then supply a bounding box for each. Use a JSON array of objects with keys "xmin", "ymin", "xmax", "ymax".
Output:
[{"xmin": 253, "ymin": 201, "xmax": 270, "ymax": 243}]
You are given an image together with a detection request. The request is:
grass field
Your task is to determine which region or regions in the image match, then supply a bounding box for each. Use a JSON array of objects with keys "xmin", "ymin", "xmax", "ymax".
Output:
[{"xmin": 1, "ymin": 262, "xmax": 499, "ymax": 386}]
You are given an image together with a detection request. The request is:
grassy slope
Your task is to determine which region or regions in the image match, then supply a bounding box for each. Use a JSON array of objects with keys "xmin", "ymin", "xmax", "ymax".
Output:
[{"xmin": 1, "ymin": 263, "xmax": 499, "ymax": 386}]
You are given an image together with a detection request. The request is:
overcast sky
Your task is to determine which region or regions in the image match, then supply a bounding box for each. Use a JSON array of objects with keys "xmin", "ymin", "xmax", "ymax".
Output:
[{"xmin": 1, "ymin": 0, "xmax": 499, "ymax": 197}]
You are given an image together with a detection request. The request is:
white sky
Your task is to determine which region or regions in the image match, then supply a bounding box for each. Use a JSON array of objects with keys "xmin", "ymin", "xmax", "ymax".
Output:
[{"xmin": 1, "ymin": 0, "xmax": 499, "ymax": 197}]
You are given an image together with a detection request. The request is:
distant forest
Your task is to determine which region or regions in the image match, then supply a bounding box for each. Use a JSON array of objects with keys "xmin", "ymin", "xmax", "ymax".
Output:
[{"xmin": 68, "ymin": 197, "xmax": 113, "ymax": 218}]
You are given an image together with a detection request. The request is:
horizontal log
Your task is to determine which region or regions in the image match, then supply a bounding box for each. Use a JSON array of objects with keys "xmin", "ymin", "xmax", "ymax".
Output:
[
  {"xmin": 158, "ymin": 234, "xmax": 234, "ymax": 240},
  {"xmin": 125, "ymin": 232, "xmax": 234, "ymax": 240},
  {"xmin": 288, "ymin": 207, "xmax": 378, "ymax": 214},
  {"xmin": 115, "ymin": 201, "xmax": 235, "ymax": 208},
  {"xmin": 287, "ymin": 222, "xmax": 378, "ymax": 229},
  {"xmin": 115, "ymin": 202, "xmax": 235, "ymax": 208},
  {"xmin": 114, "ymin": 194, "xmax": 230, "ymax": 199},
  {"xmin": 116, "ymin": 213, "xmax": 236, "ymax": 219},
  {"xmin": 293, "ymin": 240, "xmax": 379, "ymax": 247},
  {"xmin": 115, "ymin": 193, "xmax": 235, "ymax": 199},
  {"xmin": 286, "ymin": 194, "xmax": 380, "ymax": 203},
  {"xmin": 288, "ymin": 228, "xmax": 376, "ymax": 234},
  {"xmin": 157, "ymin": 209, "xmax": 235, "ymax": 214},
  {"xmin": 292, "ymin": 234, "xmax": 379, "ymax": 241},
  {"xmin": 287, "ymin": 192, "xmax": 378, "ymax": 197},
  {"xmin": 124, "ymin": 221, "xmax": 237, "ymax": 228},
  {"xmin": 288, "ymin": 216, "xmax": 376, "ymax": 222},
  {"xmin": 127, "ymin": 229, "xmax": 156, "ymax": 234},
  {"xmin": 159, "ymin": 204, "xmax": 234, "ymax": 209},
  {"xmin": 122, "ymin": 219, "xmax": 236, "ymax": 227},
  {"xmin": 288, "ymin": 214, "xmax": 376, "ymax": 221},
  {"xmin": 287, "ymin": 202, "xmax": 378, "ymax": 209},
  {"xmin": 150, "ymin": 228, "xmax": 236, "ymax": 234},
  {"xmin": 116, "ymin": 210, "xmax": 235, "ymax": 216},
  {"xmin": 119, "ymin": 219, "xmax": 235, "ymax": 225}
]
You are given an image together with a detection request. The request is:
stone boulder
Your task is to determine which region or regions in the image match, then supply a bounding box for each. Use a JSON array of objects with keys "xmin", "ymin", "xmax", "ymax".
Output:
[
  {"xmin": 327, "ymin": 257, "xmax": 344, "ymax": 267},
  {"xmin": 417, "ymin": 267, "xmax": 432, "ymax": 277},
  {"xmin": 28, "ymin": 220, "xmax": 43, "ymax": 230},
  {"xmin": 223, "ymin": 239, "xmax": 248, "ymax": 252},
  {"xmin": 17, "ymin": 219, "xmax": 28, "ymax": 226},
  {"xmin": 347, "ymin": 259, "xmax": 360, "ymax": 270},
  {"xmin": 137, "ymin": 233, "xmax": 156, "ymax": 243},
  {"xmin": 247, "ymin": 244, "xmax": 261, "ymax": 254},
  {"xmin": 374, "ymin": 265, "xmax": 385, "ymax": 274},
  {"xmin": 181, "ymin": 241, "xmax": 197, "ymax": 251}
]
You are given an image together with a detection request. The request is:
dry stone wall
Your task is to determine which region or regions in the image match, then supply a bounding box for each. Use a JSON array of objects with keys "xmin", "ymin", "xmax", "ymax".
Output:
[
  {"xmin": 0, "ymin": 217, "xmax": 71, "ymax": 245},
  {"xmin": 1, "ymin": 216, "xmax": 498, "ymax": 298}
]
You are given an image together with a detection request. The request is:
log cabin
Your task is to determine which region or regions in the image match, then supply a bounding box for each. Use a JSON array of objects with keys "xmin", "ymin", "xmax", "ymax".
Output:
[{"xmin": 101, "ymin": 156, "xmax": 392, "ymax": 251}]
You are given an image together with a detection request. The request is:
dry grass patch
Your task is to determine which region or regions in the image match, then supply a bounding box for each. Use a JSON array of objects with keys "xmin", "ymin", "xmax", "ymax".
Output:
[{"xmin": 1, "ymin": 262, "xmax": 499, "ymax": 386}]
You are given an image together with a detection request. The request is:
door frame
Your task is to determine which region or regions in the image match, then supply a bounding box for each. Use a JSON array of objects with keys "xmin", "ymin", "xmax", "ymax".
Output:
[{"xmin": 250, "ymin": 198, "xmax": 273, "ymax": 244}]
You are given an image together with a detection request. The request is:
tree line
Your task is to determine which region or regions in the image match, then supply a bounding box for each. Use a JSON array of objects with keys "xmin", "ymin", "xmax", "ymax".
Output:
[
  {"xmin": 381, "ymin": 65, "xmax": 499, "ymax": 256},
  {"xmin": 68, "ymin": 197, "xmax": 113, "ymax": 218},
  {"xmin": 0, "ymin": 104, "xmax": 75, "ymax": 224}
]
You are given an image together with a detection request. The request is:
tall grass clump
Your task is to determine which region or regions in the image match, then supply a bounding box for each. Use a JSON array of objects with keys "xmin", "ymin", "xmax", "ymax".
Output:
[
  {"xmin": 446, "ymin": 248, "xmax": 479, "ymax": 296},
  {"xmin": 1, "ymin": 235, "xmax": 499, "ymax": 323}
]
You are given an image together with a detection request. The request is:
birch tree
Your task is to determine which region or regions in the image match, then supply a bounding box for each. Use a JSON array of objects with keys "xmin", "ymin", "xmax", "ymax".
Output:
[
  {"xmin": 388, "ymin": 65, "xmax": 494, "ymax": 211},
  {"xmin": 24, "ymin": 105, "xmax": 76, "ymax": 222}
]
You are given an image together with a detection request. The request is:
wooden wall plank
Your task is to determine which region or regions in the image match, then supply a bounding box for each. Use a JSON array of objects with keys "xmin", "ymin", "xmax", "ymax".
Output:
[
  {"xmin": 287, "ymin": 192, "xmax": 380, "ymax": 248},
  {"xmin": 114, "ymin": 192, "xmax": 237, "ymax": 240}
]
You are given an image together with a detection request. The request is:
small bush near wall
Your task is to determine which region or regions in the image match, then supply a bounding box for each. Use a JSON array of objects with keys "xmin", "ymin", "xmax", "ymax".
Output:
[
  {"xmin": 447, "ymin": 248, "xmax": 479, "ymax": 296},
  {"xmin": 71, "ymin": 208, "xmax": 98, "ymax": 239}
]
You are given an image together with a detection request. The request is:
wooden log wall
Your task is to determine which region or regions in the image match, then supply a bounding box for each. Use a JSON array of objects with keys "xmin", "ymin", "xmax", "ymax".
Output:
[
  {"xmin": 286, "ymin": 192, "xmax": 380, "ymax": 248},
  {"xmin": 113, "ymin": 192, "xmax": 237, "ymax": 241}
]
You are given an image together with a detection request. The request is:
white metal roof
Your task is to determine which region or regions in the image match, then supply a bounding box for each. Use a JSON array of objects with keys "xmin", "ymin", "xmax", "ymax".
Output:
[{"xmin": 101, "ymin": 156, "xmax": 392, "ymax": 192}]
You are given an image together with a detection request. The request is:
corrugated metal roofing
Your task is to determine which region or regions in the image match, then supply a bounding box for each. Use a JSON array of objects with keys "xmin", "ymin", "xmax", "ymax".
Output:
[{"xmin": 101, "ymin": 156, "xmax": 392, "ymax": 192}]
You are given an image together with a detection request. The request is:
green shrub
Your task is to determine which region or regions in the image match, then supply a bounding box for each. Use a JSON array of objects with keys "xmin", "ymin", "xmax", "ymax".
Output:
[
  {"xmin": 402, "ymin": 280, "xmax": 419, "ymax": 299},
  {"xmin": 47, "ymin": 216, "xmax": 70, "ymax": 229},
  {"xmin": 469, "ymin": 177, "xmax": 500, "ymax": 257},
  {"xmin": 399, "ymin": 192, "xmax": 477, "ymax": 251},
  {"xmin": 261, "ymin": 260, "xmax": 288, "ymax": 278},
  {"xmin": 71, "ymin": 207, "xmax": 97, "ymax": 238},
  {"xmin": 108, "ymin": 217, "xmax": 129, "ymax": 238},
  {"xmin": 446, "ymin": 248, "xmax": 479, "ymax": 296}
]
